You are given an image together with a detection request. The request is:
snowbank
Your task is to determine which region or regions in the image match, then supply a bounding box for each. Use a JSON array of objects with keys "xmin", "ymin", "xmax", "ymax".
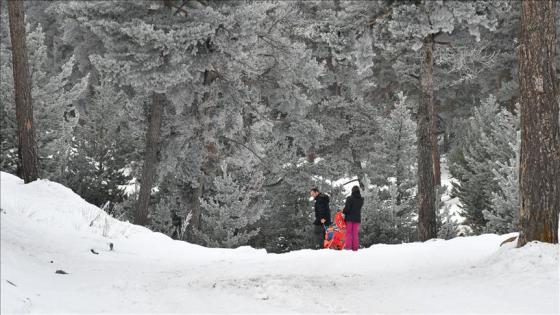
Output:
[
  {"xmin": 0, "ymin": 171, "xmax": 148, "ymax": 239},
  {"xmin": 1, "ymin": 172, "xmax": 558, "ymax": 314}
]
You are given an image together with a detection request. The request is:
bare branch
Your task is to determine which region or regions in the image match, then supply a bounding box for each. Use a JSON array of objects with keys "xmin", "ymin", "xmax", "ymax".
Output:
[
  {"xmin": 173, "ymin": 0, "xmax": 189, "ymax": 16},
  {"xmin": 408, "ymin": 73, "xmax": 420, "ymax": 81},
  {"xmin": 163, "ymin": 0, "xmax": 189, "ymax": 16}
]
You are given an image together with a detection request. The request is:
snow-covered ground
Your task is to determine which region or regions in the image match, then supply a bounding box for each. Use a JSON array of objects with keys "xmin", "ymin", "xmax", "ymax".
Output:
[{"xmin": 1, "ymin": 172, "xmax": 558, "ymax": 314}]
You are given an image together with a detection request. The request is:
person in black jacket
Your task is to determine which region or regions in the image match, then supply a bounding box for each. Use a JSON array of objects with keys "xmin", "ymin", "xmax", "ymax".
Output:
[
  {"xmin": 341, "ymin": 185, "xmax": 364, "ymax": 251},
  {"xmin": 310, "ymin": 187, "xmax": 331, "ymax": 249}
]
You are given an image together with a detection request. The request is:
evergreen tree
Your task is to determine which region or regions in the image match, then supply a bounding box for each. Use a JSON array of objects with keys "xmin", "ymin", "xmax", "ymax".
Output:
[
  {"xmin": 62, "ymin": 70, "xmax": 138, "ymax": 209},
  {"xmin": 483, "ymin": 138, "xmax": 520, "ymax": 234},
  {"xmin": 437, "ymin": 203, "xmax": 459, "ymax": 240},
  {"xmin": 436, "ymin": 185, "xmax": 459, "ymax": 240},
  {"xmin": 361, "ymin": 184, "xmax": 417, "ymax": 246},
  {"xmin": 372, "ymin": 92, "xmax": 417, "ymax": 206},
  {"xmin": 195, "ymin": 162, "xmax": 266, "ymax": 248},
  {"xmin": 449, "ymin": 95, "xmax": 518, "ymax": 234}
]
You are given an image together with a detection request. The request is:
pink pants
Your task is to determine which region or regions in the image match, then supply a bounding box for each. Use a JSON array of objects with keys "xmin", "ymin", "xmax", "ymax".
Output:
[{"xmin": 345, "ymin": 221, "xmax": 360, "ymax": 251}]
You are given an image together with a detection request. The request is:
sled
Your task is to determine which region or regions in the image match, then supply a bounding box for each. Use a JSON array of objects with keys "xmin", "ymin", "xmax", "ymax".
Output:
[{"xmin": 323, "ymin": 211, "xmax": 346, "ymax": 250}]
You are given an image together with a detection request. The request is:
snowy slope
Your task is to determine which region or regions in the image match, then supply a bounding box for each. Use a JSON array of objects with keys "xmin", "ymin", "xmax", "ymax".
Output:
[{"xmin": 1, "ymin": 172, "xmax": 558, "ymax": 314}]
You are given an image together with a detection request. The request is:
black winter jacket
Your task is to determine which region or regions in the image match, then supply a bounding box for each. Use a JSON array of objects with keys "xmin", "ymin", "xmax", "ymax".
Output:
[
  {"xmin": 313, "ymin": 193, "xmax": 332, "ymax": 225},
  {"xmin": 343, "ymin": 192, "xmax": 364, "ymax": 223}
]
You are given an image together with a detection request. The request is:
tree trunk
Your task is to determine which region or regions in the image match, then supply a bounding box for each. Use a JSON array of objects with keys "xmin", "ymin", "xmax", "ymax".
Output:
[
  {"xmin": 417, "ymin": 34, "xmax": 437, "ymax": 241},
  {"xmin": 517, "ymin": 0, "xmax": 559, "ymax": 247},
  {"xmin": 431, "ymin": 101, "xmax": 441, "ymax": 186},
  {"xmin": 134, "ymin": 92, "xmax": 165, "ymax": 226},
  {"xmin": 8, "ymin": 0, "xmax": 39, "ymax": 183}
]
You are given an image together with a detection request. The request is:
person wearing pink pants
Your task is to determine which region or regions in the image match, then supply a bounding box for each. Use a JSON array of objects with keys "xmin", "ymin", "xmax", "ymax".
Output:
[
  {"xmin": 345, "ymin": 221, "xmax": 361, "ymax": 251},
  {"xmin": 342, "ymin": 185, "xmax": 364, "ymax": 251}
]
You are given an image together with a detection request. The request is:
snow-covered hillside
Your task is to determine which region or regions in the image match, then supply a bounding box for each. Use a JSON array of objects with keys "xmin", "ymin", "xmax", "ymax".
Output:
[{"xmin": 1, "ymin": 172, "xmax": 558, "ymax": 314}]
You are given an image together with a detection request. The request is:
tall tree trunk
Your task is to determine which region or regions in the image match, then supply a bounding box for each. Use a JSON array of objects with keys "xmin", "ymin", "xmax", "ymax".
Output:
[
  {"xmin": 8, "ymin": 0, "xmax": 39, "ymax": 183},
  {"xmin": 517, "ymin": 0, "xmax": 559, "ymax": 247},
  {"xmin": 134, "ymin": 92, "xmax": 165, "ymax": 226},
  {"xmin": 417, "ymin": 34, "xmax": 437, "ymax": 241},
  {"xmin": 431, "ymin": 102, "xmax": 441, "ymax": 186}
]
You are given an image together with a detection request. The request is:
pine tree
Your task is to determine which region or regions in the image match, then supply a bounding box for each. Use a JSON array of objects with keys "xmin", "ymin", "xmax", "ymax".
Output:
[
  {"xmin": 62, "ymin": 70, "xmax": 136, "ymax": 209},
  {"xmin": 449, "ymin": 95, "xmax": 518, "ymax": 234},
  {"xmin": 34, "ymin": 54, "xmax": 89, "ymax": 181},
  {"xmin": 294, "ymin": 0, "xmax": 383, "ymax": 191},
  {"xmin": 195, "ymin": 163, "xmax": 266, "ymax": 248},
  {"xmin": 483, "ymin": 138, "xmax": 520, "ymax": 234},
  {"xmin": 372, "ymin": 92, "xmax": 417, "ymax": 206},
  {"xmin": 436, "ymin": 185, "xmax": 459, "ymax": 240},
  {"xmin": 437, "ymin": 203, "xmax": 459, "ymax": 240},
  {"xmin": 361, "ymin": 184, "xmax": 417, "ymax": 246}
]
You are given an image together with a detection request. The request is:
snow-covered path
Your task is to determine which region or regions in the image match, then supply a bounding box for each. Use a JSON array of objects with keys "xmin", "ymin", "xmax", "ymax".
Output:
[{"xmin": 1, "ymin": 172, "xmax": 558, "ymax": 314}]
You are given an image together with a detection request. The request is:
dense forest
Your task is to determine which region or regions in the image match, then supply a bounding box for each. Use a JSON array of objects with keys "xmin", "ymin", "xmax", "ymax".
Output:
[{"xmin": 1, "ymin": 0, "xmax": 558, "ymax": 253}]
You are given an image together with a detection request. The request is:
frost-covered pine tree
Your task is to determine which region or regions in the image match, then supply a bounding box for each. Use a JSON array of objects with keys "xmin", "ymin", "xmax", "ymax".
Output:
[
  {"xmin": 371, "ymin": 92, "xmax": 417, "ymax": 206},
  {"xmin": 483, "ymin": 133, "xmax": 520, "ymax": 234},
  {"xmin": 194, "ymin": 163, "xmax": 266, "ymax": 248},
  {"xmin": 360, "ymin": 185, "xmax": 383, "ymax": 246},
  {"xmin": 361, "ymin": 183, "xmax": 417, "ymax": 246},
  {"xmin": 63, "ymin": 67, "xmax": 140, "ymax": 209},
  {"xmin": 449, "ymin": 95, "xmax": 519, "ymax": 234},
  {"xmin": 353, "ymin": 92, "xmax": 419, "ymax": 246},
  {"xmin": 294, "ymin": 0, "xmax": 383, "ymax": 191},
  {"xmin": 436, "ymin": 185, "xmax": 459, "ymax": 240},
  {"xmin": 437, "ymin": 203, "xmax": 459, "ymax": 240},
  {"xmin": 34, "ymin": 54, "xmax": 89, "ymax": 180}
]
